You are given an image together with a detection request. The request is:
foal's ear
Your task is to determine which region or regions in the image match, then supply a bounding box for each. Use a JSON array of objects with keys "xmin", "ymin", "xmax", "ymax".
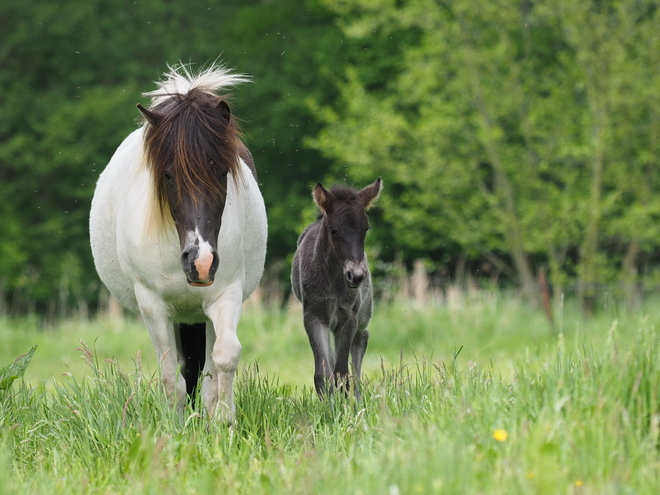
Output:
[
  {"xmin": 358, "ymin": 177, "xmax": 383, "ymax": 210},
  {"xmin": 137, "ymin": 104, "xmax": 163, "ymax": 127},
  {"xmin": 313, "ymin": 183, "xmax": 334, "ymax": 212}
]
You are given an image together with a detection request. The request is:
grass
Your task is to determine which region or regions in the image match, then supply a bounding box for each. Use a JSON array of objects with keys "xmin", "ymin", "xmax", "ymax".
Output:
[{"xmin": 2, "ymin": 293, "xmax": 660, "ymax": 493}]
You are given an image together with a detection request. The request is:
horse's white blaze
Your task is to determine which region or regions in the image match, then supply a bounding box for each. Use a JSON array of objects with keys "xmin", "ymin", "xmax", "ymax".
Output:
[
  {"xmin": 194, "ymin": 249, "xmax": 214, "ymax": 281},
  {"xmin": 186, "ymin": 228, "xmax": 214, "ymax": 282}
]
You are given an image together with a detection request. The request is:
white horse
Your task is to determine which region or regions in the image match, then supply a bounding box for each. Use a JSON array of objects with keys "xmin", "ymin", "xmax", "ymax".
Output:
[{"xmin": 89, "ymin": 64, "xmax": 267, "ymax": 421}]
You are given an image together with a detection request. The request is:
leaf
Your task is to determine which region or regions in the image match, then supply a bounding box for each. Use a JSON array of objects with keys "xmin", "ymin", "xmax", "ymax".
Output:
[{"xmin": 0, "ymin": 346, "xmax": 37, "ymax": 391}]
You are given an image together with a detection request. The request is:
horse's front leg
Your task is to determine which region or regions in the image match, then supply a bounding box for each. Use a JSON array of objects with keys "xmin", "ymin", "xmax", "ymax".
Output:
[
  {"xmin": 134, "ymin": 284, "xmax": 186, "ymax": 411},
  {"xmin": 201, "ymin": 283, "xmax": 243, "ymax": 422}
]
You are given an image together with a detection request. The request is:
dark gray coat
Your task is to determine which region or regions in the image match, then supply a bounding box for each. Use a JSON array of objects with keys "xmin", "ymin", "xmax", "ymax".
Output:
[{"xmin": 291, "ymin": 179, "xmax": 382, "ymax": 395}]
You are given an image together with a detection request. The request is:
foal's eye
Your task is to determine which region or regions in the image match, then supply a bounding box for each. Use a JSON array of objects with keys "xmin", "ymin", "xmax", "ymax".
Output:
[{"xmin": 330, "ymin": 228, "xmax": 338, "ymax": 237}]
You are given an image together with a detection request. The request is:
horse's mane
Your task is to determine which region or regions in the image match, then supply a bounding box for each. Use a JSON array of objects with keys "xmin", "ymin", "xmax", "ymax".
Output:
[
  {"xmin": 144, "ymin": 64, "xmax": 250, "ymax": 108},
  {"xmin": 140, "ymin": 63, "xmax": 249, "ymax": 229}
]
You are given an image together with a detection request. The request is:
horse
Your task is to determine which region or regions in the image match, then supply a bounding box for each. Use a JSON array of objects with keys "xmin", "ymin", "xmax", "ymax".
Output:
[
  {"xmin": 89, "ymin": 63, "xmax": 267, "ymax": 421},
  {"xmin": 291, "ymin": 178, "xmax": 382, "ymax": 397}
]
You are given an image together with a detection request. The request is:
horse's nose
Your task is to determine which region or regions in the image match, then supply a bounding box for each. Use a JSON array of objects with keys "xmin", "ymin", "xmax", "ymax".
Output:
[
  {"xmin": 181, "ymin": 245, "xmax": 218, "ymax": 287},
  {"xmin": 345, "ymin": 268, "xmax": 365, "ymax": 288}
]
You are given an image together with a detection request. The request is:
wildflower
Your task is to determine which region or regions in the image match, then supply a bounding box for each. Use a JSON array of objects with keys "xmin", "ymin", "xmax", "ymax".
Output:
[
  {"xmin": 575, "ymin": 480, "xmax": 584, "ymax": 487},
  {"xmin": 493, "ymin": 429, "xmax": 508, "ymax": 442}
]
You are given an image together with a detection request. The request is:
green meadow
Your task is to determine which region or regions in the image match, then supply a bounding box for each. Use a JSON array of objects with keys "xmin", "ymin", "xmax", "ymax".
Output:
[{"xmin": 2, "ymin": 293, "xmax": 660, "ymax": 494}]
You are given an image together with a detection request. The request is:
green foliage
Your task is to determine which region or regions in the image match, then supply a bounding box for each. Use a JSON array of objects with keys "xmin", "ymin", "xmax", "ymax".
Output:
[
  {"xmin": 3, "ymin": 0, "xmax": 660, "ymax": 312},
  {"xmin": 0, "ymin": 346, "xmax": 35, "ymax": 392},
  {"xmin": 314, "ymin": 0, "xmax": 660, "ymax": 303},
  {"xmin": 0, "ymin": 0, "xmax": 346, "ymax": 310}
]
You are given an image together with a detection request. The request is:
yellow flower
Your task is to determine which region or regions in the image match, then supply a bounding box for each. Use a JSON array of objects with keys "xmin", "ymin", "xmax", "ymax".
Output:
[
  {"xmin": 493, "ymin": 429, "xmax": 508, "ymax": 442},
  {"xmin": 575, "ymin": 480, "xmax": 584, "ymax": 487}
]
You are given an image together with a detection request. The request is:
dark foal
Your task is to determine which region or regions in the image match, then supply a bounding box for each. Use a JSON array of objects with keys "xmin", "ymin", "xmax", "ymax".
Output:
[{"xmin": 291, "ymin": 178, "xmax": 382, "ymax": 396}]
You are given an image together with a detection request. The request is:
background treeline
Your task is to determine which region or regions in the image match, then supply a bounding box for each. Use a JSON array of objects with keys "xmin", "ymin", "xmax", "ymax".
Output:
[{"xmin": 1, "ymin": 0, "xmax": 659, "ymax": 315}]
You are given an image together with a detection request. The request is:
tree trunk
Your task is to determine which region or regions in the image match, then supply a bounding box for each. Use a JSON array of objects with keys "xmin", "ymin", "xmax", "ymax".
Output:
[
  {"xmin": 622, "ymin": 241, "xmax": 640, "ymax": 310},
  {"xmin": 462, "ymin": 43, "xmax": 541, "ymax": 309},
  {"xmin": 577, "ymin": 104, "xmax": 606, "ymax": 315},
  {"xmin": 492, "ymin": 167, "xmax": 541, "ymax": 308}
]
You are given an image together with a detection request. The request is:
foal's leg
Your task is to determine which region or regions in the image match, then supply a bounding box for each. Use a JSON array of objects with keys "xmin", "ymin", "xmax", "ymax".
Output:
[
  {"xmin": 134, "ymin": 284, "xmax": 186, "ymax": 410},
  {"xmin": 350, "ymin": 329, "xmax": 369, "ymax": 399},
  {"xmin": 202, "ymin": 283, "xmax": 243, "ymax": 422},
  {"xmin": 333, "ymin": 316, "xmax": 359, "ymax": 393},
  {"xmin": 350, "ymin": 329, "xmax": 369, "ymax": 380},
  {"xmin": 303, "ymin": 310, "xmax": 334, "ymax": 396},
  {"xmin": 350, "ymin": 290, "xmax": 373, "ymax": 397}
]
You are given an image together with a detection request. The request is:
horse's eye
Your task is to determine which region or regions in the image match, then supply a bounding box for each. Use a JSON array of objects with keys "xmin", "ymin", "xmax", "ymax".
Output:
[
  {"xmin": 330, "ymin": 228, "xmax": 338, "ymax": 237},
  {"xmin": 163, "ymin": 172, "xmax": 174, "ymax": 184},
  {"xmin": 211, "ymin": 161, "xmax": 228, "ymax": 178}
]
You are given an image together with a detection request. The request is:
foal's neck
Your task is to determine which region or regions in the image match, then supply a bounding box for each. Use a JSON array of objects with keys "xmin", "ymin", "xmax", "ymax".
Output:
[{"xmin": 315, "ymin": 217, "xmax": 341, "ymax": 274}]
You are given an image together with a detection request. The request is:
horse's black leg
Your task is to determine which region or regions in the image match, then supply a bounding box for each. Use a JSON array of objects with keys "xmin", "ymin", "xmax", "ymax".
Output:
[
  {"xmin": 303, "ymin": 312, "xmax": 334, "ymax": 396},
  {"xmin": 178, "ymin": 322, "xmax": 207, "ymax": 405}
]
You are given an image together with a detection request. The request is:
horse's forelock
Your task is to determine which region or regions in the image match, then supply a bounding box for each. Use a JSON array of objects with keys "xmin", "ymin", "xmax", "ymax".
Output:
[{"xmin": 142, "ymin": 90, "xmax": 243, "ymax": 216}]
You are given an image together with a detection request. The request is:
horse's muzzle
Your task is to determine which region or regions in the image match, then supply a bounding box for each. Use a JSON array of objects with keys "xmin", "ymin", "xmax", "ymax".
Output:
[{"xmin": 181, "ymin": 245, "xmax": 218, "ymax": 287}]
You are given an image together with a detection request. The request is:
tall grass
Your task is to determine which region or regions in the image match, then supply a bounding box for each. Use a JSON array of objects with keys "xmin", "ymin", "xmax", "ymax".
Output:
[{"xmin": 2, "ymin": 294, "xmax": 660, "ymax": 493}]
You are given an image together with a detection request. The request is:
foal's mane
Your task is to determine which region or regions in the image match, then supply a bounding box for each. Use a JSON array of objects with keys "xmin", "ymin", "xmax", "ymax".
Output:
[
  {"xmin": 140, "ymin": 63, "xmax": 249, "ymax": 226},
  {"xmin": 315, "ymin": 186, "xmax": 361, "ymax": 222},
  {"xmin": 329, "ymin": 186, "xmax": 360, "ymax": 202}
]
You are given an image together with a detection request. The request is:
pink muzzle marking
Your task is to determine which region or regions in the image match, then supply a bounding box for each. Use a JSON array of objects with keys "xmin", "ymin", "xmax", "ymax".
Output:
[{"xmin": 194, "ymin": 250, "xmax": 214, "ymax": 283}]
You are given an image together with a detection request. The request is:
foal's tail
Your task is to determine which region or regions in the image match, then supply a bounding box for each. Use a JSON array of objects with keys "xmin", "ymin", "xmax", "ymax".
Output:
[{"xmin": 177, "ymin": 323, "xmax": 207, "ymax": 402}]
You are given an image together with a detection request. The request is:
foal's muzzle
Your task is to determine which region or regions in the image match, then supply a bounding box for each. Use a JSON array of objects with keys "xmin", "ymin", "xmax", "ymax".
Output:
[
  {"xmin": 344, "ymin": 261, "xmax": 366, "ymax": 289},
  {"xmin": 181, "ymin": 245, "xmax": 219, "ymax": 287}
]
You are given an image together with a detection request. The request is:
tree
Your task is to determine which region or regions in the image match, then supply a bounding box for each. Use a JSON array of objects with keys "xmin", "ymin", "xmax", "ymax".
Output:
[
  {"xmin": 0, "ymin": 0, "xmax": 347, "ymax": 311},
  {"xmin": 313, "ymin": 0, "xmax": 660, "ymax": 309},
  {"xmin": 540, "ymin": 0, "xmax": 660, "ymax": 311}
]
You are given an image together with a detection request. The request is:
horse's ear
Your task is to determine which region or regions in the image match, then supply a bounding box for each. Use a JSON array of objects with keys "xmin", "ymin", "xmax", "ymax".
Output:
[
  {"xmin": 137, "ymin": 104, "xmax": 163, "ymax": 127},
  {"xmin": 313, "ymin": 183, "xmax": 333, "ymax": 212},
  {"xmin": 358, "ymin": 177, "xmax": 382, "ymax": 210},
  {"xmin": 217, "ymin": 100, "xmax": 231, "ymax": 122}
]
